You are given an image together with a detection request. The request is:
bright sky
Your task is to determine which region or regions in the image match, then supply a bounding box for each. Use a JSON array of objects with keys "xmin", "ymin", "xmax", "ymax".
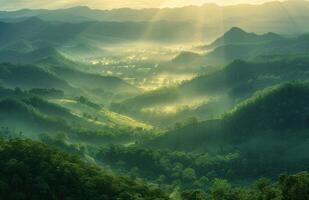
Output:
[{"xmin": 0, "ymin": 0, "xmax": 283, "ymax": 10}]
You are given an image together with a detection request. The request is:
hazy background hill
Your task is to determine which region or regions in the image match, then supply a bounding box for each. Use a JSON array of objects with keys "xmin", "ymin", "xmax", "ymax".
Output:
[
  {"xmin": 147, "ymin": 82, "xmax": 309, "ymax": 152},
  {"xmin": 0, "ymin": 17, "xmax": 205, "ymax": 46},
  {"xmin": 112, "ymin": 55, "xmax": 309, "ymax": 125},
  {"xmin": 201, "ymin": 28, "xmax": 309, "ymax": 65},
  {"xmin": 1, "ymin": 1, "xmax": 309, "ymax": 39}
]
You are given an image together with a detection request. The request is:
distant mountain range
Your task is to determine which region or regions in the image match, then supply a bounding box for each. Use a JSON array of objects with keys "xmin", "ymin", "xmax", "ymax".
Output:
[
  {"xmin": 172, "ymin": 27, "xmax": 309, "ymax": 66},
  {"xmin": 1, "ymin": 1, "xmax": 309, "ymax": 37},
  {"xmin": 204, "ymin": 28, "xmax": 309, "ymax": 64},
  {"xmin": 0, "ymin": 17, "xmax": 204, "ymax": 46}
]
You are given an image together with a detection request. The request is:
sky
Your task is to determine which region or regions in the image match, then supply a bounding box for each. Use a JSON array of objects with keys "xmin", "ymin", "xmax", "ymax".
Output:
[{"xmin": 0, "ymin": 0, "xmax": 284, "ymax": 10}]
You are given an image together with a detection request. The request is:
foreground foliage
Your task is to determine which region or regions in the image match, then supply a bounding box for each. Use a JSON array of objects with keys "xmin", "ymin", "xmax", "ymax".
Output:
[{"xmin": 0, "ymin": 139, "xmax": 168, "ymax": 200}]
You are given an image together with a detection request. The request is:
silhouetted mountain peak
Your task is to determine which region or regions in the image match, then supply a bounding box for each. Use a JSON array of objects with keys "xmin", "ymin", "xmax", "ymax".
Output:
[
  {"xmin": 205, "ymin": 27, "xmax": 283, "ymax": 49},
  {"xmin": 226, "ymin": 27, "xmax": 247, "ymax": 35}
]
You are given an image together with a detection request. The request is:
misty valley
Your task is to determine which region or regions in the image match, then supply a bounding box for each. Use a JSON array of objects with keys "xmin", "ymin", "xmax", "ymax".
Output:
[{"xmin": 1, "ymin": 1, "xmax": 309, "ymax": 199}]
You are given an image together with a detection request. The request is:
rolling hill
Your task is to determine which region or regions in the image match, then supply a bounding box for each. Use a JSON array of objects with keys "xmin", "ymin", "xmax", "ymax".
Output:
[
  {"xmin": 201, "ymin": 28, "xmax": 309, "ymax": 65},
  {"xmin": 51, "ymin": 66, "xmax": 140, "ymax": 95},
  {"xmin": 1, "ymin": 1, "xmax": 309, "ymax": 36},
  {"xmin": 0, "ymin": 17, "xmax": 203, "ymax": 47},
  {"xmin": 0, "ymin": 48, "xmax": 140, "ymax": 101},
  {"xmin": 0, "ymin": 88, "xmax": 152, "ymax": 148},
  {"xmin": 0, "ymin": 63, "xmax": 74, "ymax": 91},
  {"xmin": 0, "ymin": 138, "xmax": 168, "ymax": 200},
  {"xmin": 146, "ymin": 82, "xmax": 309, "ymax": 151},
  {"xmin": 202, "ymin": 27, "xmax": 283, "ymax": 49},
  {"xmin": 111, "ymin": 55, "xmax": 309, "ymax": 125}
]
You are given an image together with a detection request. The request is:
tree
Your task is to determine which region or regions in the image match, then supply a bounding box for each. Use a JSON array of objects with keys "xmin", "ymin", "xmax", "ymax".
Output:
[
  {"xmin": 182, "ymin": 168, "xmax": 197, "ymax": 182},
  {"xmin": 181, "ymin": 189, "xmax": 208, "ymax": 200}
]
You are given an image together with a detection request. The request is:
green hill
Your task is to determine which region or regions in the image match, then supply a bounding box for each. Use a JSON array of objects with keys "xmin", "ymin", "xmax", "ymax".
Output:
[
  {"xmin": 146, "ymin": 82, "xmax": 309, "ymax": 151},
  {"xmin": 224, "ymin": 82, "xmax": 309, "ymax": 133},
  {"xmin": 154, "ymin": 51, "xmax": 217, "ymax": 75},
  {"xmin": 203, "ymin": 27, "xmax": 282, "ymax": 49},
  {"xmin": 0, "ymin": 138, "xmax": 168, "ymax": 200},
  {"xmin": 2, "ymin": 1, "xmax": 309, "ymax": 36},
  {"xmin": 0, "ymin": 57, "xmax": 139, "ymax": 102},
  {"xmin": 203, "ymin": 31, "xmax": 309, "ymax": 65},
  {"xmin": 51, "ymin": 66, "xmax": 140, "ymax": 95},
  {"xmin": 0, "ymin": 63, "xmax": 73, "ymax": 91},
  {"xmin": 0, "ymin": 87, "xmax": 153, "ymax": 148},
  {"xmin": 112, "ymin": 56, "xmax": 309, "ymax": 125},
  {"xmin": 0, "ymin": 17, "xmax": 202, "ymax": 47},
  {"xmin": 1, "ymin": 139, "xmax": 308, "ymax": 200},
  {"xmin": 0, "ymin": 46, "xmax": 82, "ymax": 67},
  {"xmin": 0, "ymin": 97, "xmax": 71, "ymax": 139}
]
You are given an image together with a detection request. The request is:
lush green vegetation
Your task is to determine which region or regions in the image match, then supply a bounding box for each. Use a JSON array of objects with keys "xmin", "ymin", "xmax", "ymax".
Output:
[
  {"xmin": 146, "ymin": 82, "xmax": 309, "ymax": 148},
  {"xmin": 97, "ymin": 145, "xmax": 239, "ymax": 188},
  {"xmin": 2, "ymin": 4, "xmax": 309, "ymax": 199},
  {"xmin": 113, "ymin": 55, "xmax": 309, "ymax": 125},
  {"xmin": 1, "ymin": 138, "xmax": 309, "ymax": 200},
  {"xmin": 224, "ymin": 82, "xmax": 309, "ymax": 134},
  {"xmin": 0, "ymin": 139, "xmax": 168, "ymax": 200},
  {"xmin": 180, "ymin": 172, "xmax": 309, "ymax": 200}
]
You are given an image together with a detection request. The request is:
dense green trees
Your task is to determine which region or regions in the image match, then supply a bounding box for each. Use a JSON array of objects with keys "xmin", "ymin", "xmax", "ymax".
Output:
[
  {"xmin": 1, "ymin": 138, "xmax": 309, "ymax": 200},
  {"xmin": 97, "ymin": 146, "xmax": 240, "ymax": 188},
  {"xmin": 0, "ymin": 139, "xmax": 168, "ymax": 200},
  {"xmin": 224, "ymin": 82, "xmax": 309, "ymax": 134}
]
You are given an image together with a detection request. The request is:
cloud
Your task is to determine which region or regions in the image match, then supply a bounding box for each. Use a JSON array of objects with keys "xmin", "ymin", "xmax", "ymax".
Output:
[{"xmin": 0, "ymin": 0, "xmax": 279, "ymax": 10}]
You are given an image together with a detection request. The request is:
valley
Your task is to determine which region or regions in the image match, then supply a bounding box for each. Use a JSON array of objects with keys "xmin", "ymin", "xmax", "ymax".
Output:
[{"xmin": 1, "ymin": 1, "xmax": 309, "ymax": 199}]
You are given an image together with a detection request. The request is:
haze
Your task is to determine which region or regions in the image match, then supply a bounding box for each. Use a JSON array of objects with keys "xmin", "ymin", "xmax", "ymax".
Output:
[{"xmin": 0, "ymin": 0, "xmax": 283, "ymax": 10}]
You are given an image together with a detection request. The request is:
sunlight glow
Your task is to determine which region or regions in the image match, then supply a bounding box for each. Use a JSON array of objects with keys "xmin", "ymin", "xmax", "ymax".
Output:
[{"xmin": 0, "ymin": 0, "xmax": 284, "ymax": 10}]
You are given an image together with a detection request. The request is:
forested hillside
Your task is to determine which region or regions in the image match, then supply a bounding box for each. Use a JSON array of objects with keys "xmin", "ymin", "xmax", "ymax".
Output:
[
  {"xmin": 0, "ymin": 139, "xmax": 168, "ymax": 200},
  {"xmin": 1, "ymin": 1, "xmax": 309, "ymax": 199}
]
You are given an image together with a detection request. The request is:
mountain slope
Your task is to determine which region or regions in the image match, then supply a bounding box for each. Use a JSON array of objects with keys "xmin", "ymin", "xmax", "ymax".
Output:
[
  {"xmin": 112, "ymin": 56, "xmax": 309, "ymax": 124},
  {"xmin": 0, "ymin": 50, "xmax": 140, "ymax": 100},
  {"xmin": 203, "ymin": 31, "xmax": 309, "ymax": 65},
  {"xmin": 224, "ymin": 82, "xmax": 309, "ymax": 131},
  {"xmin": 203, "ymin": 27, "xmax": 282, "ymax": 49},
  {"xmin": 146, "ymin": 82, "xmax": 309, "ymax": 151},
  {"xmin": 0, "ymin": 46, "xmax": 74, "ymax": 65},
  {"xmin": 0, "ymin": 63, "xmax": 73, "ymax": 91},
  {"xmin": 0, "ymin": 138, "xmax": 168, "ymax": 200},
  {"xmin": 0, "ymin": 17, "xmax": 202, "ymax": 46},
  {"xmin": 1, "ymin": 1, "xmax": 309, "ymax": 35},
  {"xmin": 51, "ymin": 66, "xmax": 140, "ymax": 95}
]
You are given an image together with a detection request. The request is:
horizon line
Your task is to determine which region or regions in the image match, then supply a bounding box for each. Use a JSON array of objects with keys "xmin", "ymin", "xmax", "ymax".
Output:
[{"xmin": 0, "ymin": 0, "xmax": 300, "ymax": 12}]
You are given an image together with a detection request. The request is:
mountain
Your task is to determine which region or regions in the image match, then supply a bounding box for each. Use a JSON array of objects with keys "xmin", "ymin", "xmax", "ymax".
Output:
[
  {"xmin": 223, "ymin": 81, "xmax": 309, "ymax": 133},
  {"xmin": 51, "ymin": 67, "xmax": 140, "ymax": 95},
  {"xmin": 103, "ymin": 83, "xmax": 309, "ymax": 189},
  {"xmin": 0, "ymin": 46, "xmax": 74, "ymax": 65},
  {"xmin": 0, "ymin": 46, "xmax": 140, "ymax": 100},
  {"xmin": 203, "ymin": 27, "xmax": 283, "ymax": 49},
  {"xmin": 111, "ymin": 55, "xmax": 309, "ymax": 125},
  {"xmin": 0, "ymin": 17, "xmax": 203, "ymax": 46},
  {"xmin": 0, "ymin": 63, "xmax": 74, "ymax": 91},
  {"xmin": 146, "ymin": 82, "xmax": 309, "ymax": 151},
  {"xmin": 0, "ymin": 88, "xmax": 151, "ymax": 147},
  {"xmin": 2, "ymin": 1, "xmax": 309, "ymax": 36},
  {"xmin": 201, "ymin": 29, "xmax": 309, "ymax": 65},
  {"xmin": 0, "ymin": 138, "xmax": 168, "ymax": 199},
  {"xmin": 0, "ymin": 97, "xmax": 71, "ymax": 135},
  {"xmin": 156, "ymin": 51, "xmax": 218, "ymax": 75}
]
